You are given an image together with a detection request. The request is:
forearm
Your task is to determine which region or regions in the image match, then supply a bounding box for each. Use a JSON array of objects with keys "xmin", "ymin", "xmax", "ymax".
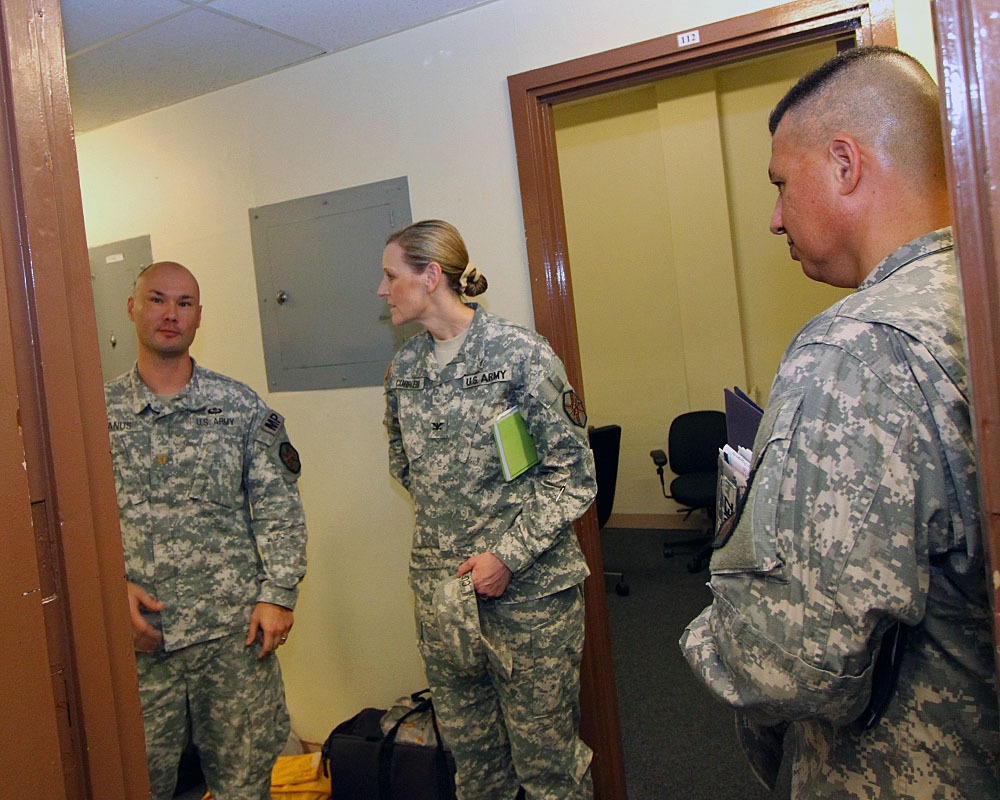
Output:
[
  {"xmin": 491, "ymin": 408, "xmax": 596, "ymax": 574},
  {"xmin": 682, "ymin": 393, "xmax": 929, "ymax": 724},
  {"xmin": 252, "ymin": 508, "xmax": 307, "ymax": 609}
]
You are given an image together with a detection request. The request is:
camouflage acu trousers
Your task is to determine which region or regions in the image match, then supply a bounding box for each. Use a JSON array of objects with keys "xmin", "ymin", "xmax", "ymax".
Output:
[
  {"xmin": 135, "ymin": 632, "xmax": 290, "ymax": 800},
  {"xmin": 417, "ymin": 583, "xmax": 593, "ymax": 800}
]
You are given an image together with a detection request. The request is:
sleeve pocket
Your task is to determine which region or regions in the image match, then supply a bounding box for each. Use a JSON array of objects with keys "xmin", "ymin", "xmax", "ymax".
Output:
[{"xmin": 710, "ymin": 390, "xmax": 803, "ymax": 576}]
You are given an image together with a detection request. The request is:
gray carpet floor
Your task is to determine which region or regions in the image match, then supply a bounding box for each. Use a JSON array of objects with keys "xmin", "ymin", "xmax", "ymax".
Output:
[{"xmin": 603, "ymin": 526, "xmax": 791, "ymax": 800}]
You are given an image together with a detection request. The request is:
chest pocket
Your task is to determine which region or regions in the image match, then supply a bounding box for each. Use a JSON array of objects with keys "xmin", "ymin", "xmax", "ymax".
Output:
[
  {"xmin": 397, "ymin": 375, "xmax": 515, "ymax": 474},
  {"xmin": 109, "ymin": 426, "xmax": 149, "ymax": 509},
  {"xmin": 710, "ymin": 390, "xmax": 803, "ymax": 576},
  {"xmin": 186, "ymin": 426, "xmax": 245, "ymax": 509}
]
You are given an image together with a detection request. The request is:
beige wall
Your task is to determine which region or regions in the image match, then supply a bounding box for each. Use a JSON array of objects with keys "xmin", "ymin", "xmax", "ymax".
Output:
[
  {"xmin": 555, "ymin": 41, "xmax": 854, "ymax": 518},
  {"xmin": 75, "ymin": 0, "xmax": 938, "ymax": 744}
]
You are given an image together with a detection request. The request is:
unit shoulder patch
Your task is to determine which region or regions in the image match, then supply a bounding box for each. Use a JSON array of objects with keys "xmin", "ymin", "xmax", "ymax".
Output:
[
  {"xmin": 279, "ymin": 441, "xmax": 301, "ymax": 474},
  {"xmin": 562, "ymin": 390, "xmax": 587, "ymax": 428}
]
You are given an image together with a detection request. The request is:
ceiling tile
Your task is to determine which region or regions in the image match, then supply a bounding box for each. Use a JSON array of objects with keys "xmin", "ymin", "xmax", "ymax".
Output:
[
  {"xmin": 67, "ymin": 7, "xmax": 323, "ymax": 131},
  {"xmin": 61, "ymin": 0, "xmax": 498, "ymax": 131},
  {"xmin": 207, "ymin": 0, "xmax": 495, "ymax": 51},
  {"xmin": 61, "ymin": 0, "xmax": 192, "ymax": 55}
]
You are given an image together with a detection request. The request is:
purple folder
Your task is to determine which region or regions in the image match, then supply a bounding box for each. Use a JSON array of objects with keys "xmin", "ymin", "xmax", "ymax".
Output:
[{"xmin": 724, "ymin": 387, "xmax": 763, "ymax": 451}]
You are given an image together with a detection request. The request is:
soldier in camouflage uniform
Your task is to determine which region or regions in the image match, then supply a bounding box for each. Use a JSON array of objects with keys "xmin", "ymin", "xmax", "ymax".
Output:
[
  {"xmin": 104, "ymin": 261, "xmax": 308, "ymax": 800},
  {"xmin": 681, "ymin": 47, "xmax": 999, "ymax": 798},
  {"xmin": 380, "ymin": 220, "xmax": 597, "ymax": 800}
]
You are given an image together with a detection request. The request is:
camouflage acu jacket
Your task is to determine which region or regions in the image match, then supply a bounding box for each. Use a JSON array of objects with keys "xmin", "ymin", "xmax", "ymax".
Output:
[
  {"xmin": 384, "ymin": 305, "xmax": 596, "ymax": 603},
  {"xmin": 681, "ymin": 229, "xmax": 999, "ymax": 797},
  {"xmin": 105, "ymin": 361, "xmax": 307, "ymax": 651}
]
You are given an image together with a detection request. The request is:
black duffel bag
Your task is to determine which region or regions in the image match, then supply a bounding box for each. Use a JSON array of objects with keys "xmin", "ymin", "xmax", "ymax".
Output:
[{"xmin": 321, "ymin": 690, "xmax": 456, "ymax": 800}]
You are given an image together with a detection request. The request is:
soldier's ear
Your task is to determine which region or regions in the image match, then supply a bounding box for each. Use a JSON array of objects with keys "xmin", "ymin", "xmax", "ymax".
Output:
[
  {"xmin": 424, "ymin": 261, "xmax": 443, "ymax": 293},
  {"xmin": 829, "ymin": 134, "xmax": 862, "ymax": 195}
]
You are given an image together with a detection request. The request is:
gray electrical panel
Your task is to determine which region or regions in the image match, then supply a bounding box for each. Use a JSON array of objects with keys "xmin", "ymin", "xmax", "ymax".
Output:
[
  {"xmin": 89, "ymin": 235, "xmax": 152, "ymax": 382},
  {"xmin": 249, "ymin": 177, "xmax": 412, "ymax": 392}
]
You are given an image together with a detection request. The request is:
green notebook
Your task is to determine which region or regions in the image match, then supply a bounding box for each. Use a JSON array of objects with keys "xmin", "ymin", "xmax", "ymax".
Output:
[{"xmin": 492, "ymin": 406, "xmax": 539, "ymax": 481}]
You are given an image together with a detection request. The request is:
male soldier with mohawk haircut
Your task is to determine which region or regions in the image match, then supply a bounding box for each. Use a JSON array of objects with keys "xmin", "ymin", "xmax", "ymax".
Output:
[{"xmin": 682, "ymin": 46, "xmax": 999, "ymax": 799}]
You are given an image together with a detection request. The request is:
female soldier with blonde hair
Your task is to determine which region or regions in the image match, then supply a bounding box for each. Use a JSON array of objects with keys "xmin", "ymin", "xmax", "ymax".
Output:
[{"xmin": 380, "ymin": 220, "xmax": 596, "ymax": 799}]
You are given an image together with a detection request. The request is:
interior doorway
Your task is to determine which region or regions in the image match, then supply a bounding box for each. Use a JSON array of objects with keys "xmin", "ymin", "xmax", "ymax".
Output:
[
  {"xmin": 554, "ymin": 40, "xmax": 852, "ymax": 526},
  {"xmin": 551, "ymin": 38, "xmax": 855, "ymax": 797},
  {"xmin": 507, "ymin": 3, "xmax": 897, "ymax": 798}
]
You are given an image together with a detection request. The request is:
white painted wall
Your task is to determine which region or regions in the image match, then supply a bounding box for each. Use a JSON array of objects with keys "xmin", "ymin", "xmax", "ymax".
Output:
[{"xmin": 76, "ymin": 0, "xmax": 937, "ymax": 744}]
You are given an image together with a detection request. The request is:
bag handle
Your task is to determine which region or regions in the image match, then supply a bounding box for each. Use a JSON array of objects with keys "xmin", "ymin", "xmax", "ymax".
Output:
[
  {"xmin": 377, "ymin": 689, "xmax": 451, "ymax": 800},
  {"xmin": 321, "ymin": 707, "xmax": 384, "ymax": 780}
]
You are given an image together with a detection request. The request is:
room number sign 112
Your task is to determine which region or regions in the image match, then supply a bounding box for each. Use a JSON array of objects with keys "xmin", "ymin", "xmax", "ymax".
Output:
[{"xmin": 677, "ymin": 29, "xmax": 701, "ymax": 47}]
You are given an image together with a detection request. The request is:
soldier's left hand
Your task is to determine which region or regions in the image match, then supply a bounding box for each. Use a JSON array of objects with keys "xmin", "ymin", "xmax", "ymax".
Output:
[
  {"xmin": 246, "ymin": 601, "xmax": 294, "ymax": 659},
  {"xmin": 458, "ymin": 552, "xmax": 513, "ymax": 598}
]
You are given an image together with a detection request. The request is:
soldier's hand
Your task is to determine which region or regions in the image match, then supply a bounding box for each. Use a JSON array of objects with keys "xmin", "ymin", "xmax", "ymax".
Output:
[
  {"xmin": 458, "ymin": 553, "xmax": 512, "ymax": 598},
  {"xmin": 247, "ymin": 602, "xmax": 294, "ymax": 660},
  {"xmin": 127, "ymin": 582, "xmax": 164, "ymax": 652}
]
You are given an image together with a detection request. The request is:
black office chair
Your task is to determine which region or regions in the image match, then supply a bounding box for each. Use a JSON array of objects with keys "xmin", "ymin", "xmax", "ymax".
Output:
[
  {"xmin": 588, "ymin": 424, "xmax": 629, "ymax": 596},
  {"xmin": 649, "ymin": 410, "xmax": 727, "ymax": 572}
]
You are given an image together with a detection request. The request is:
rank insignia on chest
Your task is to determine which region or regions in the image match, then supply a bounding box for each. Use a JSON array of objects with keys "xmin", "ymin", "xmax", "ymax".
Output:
[{"xmin": 429, "ymin": 420, "xmax": 448, "ymax": 438}]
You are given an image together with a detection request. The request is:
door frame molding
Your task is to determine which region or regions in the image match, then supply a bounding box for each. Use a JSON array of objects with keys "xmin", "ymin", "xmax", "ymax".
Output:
[
  {"xmin": 507, "ymin": 2, "xmax": 895, "ymax": 797},
  {"xmin": 0, "ymin": 1, "xmax": 149, "ymax": 796},
  {"xmin": 932, "ymin": 0, "xmax": 1000, "ymax": 701}
]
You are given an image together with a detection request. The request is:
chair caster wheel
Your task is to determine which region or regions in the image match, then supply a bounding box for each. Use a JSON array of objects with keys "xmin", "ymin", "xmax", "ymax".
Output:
[{"xmin": 615, "ymin": 582, "xmax": 630, "ymax": 596}]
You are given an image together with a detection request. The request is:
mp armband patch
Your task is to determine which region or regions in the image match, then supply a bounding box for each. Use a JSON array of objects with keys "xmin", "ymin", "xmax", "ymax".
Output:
[
  {"xmin": 562, "ymin": 389, "xmax": 587, "ymax": 428},
  {"xmin": 256, "ymin": 409, "xmax": 284, "ymax": 446},
  {"xmin": 538, "ymin": 374, "xmax": 565, "ymax": 406}
]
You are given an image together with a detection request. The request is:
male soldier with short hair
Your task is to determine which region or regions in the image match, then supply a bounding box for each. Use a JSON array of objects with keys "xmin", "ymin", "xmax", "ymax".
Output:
[
  {"xmin": 681, "ymin": 46, "xmax": 999, "ymax": 798},
  {"xmin": 105, "ymin": 261, "xmax": 308, "ymax": 800}
]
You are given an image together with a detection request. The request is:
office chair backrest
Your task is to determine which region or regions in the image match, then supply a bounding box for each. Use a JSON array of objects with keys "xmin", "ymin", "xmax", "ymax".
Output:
[
  {"xmin": 668, "ymin": 411, "xmax": 727, "ymax": 476},
  {"xmin": 588, "ymin": 424, "xmax": 621, "ymax": 529}
]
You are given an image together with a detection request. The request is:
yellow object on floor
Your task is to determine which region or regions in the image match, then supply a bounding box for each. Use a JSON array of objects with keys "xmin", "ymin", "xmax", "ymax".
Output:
[{"xmin": 201, "ymin": 751, "xmax": 329, "ymax": 800}]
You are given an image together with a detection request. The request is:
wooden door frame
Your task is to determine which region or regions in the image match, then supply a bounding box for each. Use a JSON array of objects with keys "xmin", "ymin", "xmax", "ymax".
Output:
[
  {"xmin": 508, "ymin": 2, "xmax": 896, "ymax": 797},
  {"xmin": 0, "ymin": 0, "xmax": 149, "ymax": 797},
  {"xmin": 932, "ymin": 0, "xmax": 1000, "ymax": 699}
]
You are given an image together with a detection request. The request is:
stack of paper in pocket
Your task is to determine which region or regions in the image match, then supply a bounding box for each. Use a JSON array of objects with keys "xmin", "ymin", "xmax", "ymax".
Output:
[{"xmin": 716, "ymin": 387, "xmax": 763, "ymax": 535}]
